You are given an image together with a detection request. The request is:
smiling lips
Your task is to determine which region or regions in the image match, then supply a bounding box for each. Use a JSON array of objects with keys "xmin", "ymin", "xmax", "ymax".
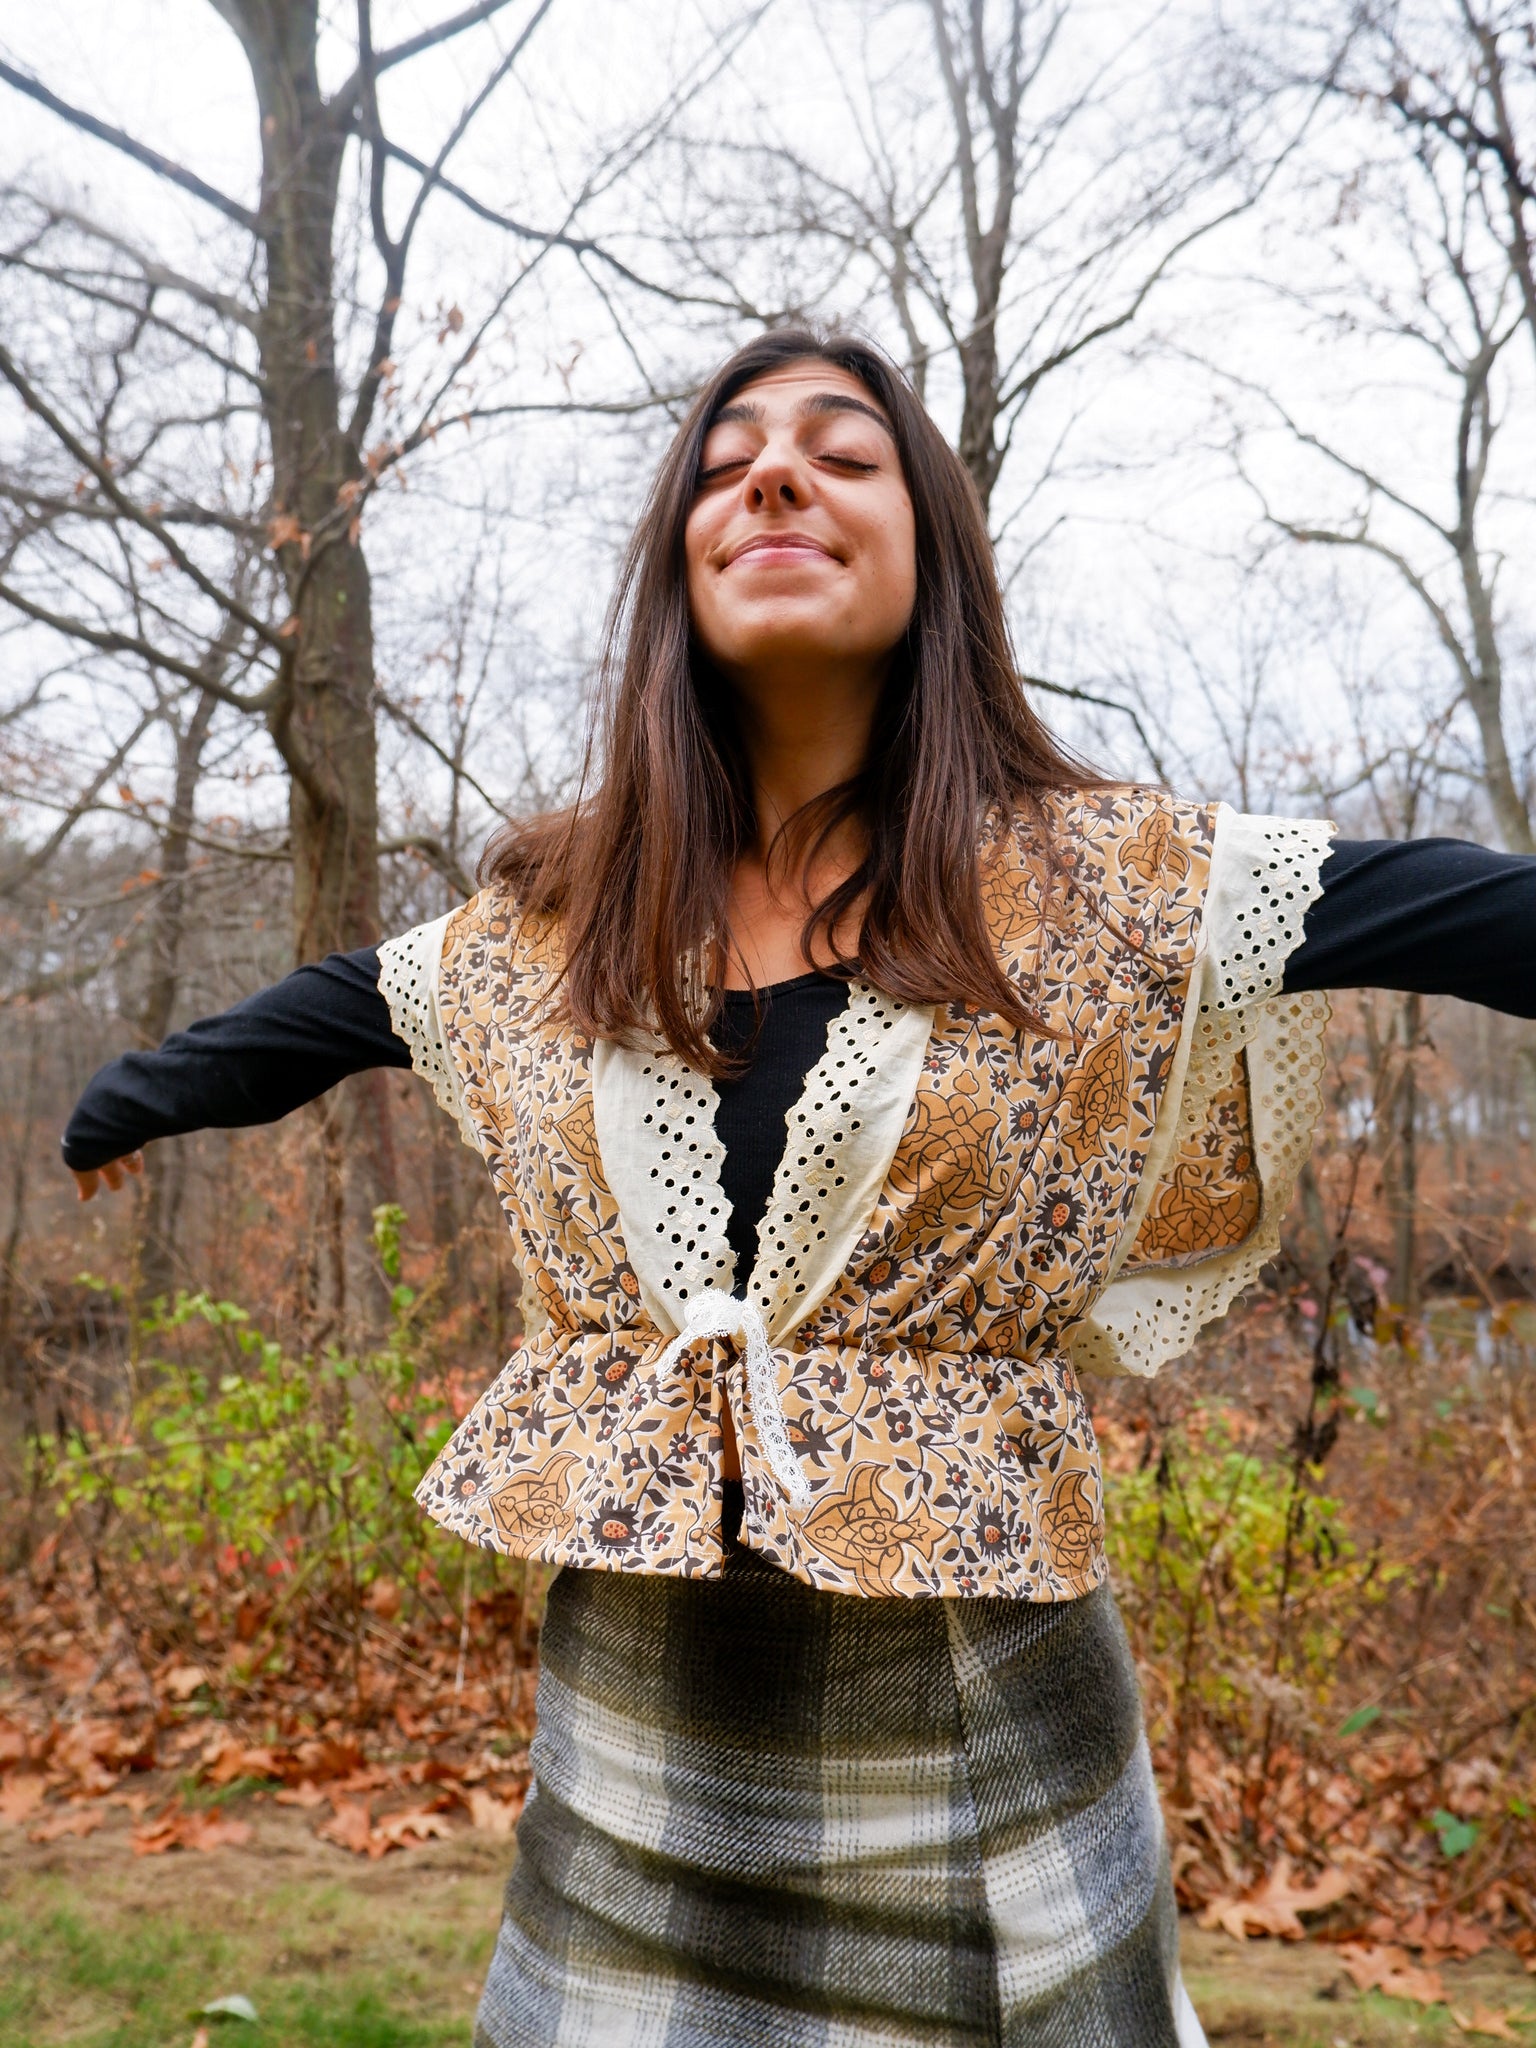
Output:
[{"xmin": 726, "ymin": 532, "xmax": 836, "ymax": 566}]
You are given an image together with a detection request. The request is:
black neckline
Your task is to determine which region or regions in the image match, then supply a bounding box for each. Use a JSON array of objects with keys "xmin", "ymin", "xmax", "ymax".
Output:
[{"xmin": 716, "ymin": 970, "xmax": 845, "ymax": 1005}]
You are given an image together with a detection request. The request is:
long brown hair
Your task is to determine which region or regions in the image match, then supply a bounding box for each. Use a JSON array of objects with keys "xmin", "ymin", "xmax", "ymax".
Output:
[{"xmin": 482, "ymin": 326, "xmax": 1100, "ymax": 1071}]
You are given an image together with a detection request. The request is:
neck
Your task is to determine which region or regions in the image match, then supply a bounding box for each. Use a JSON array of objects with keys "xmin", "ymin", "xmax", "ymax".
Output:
[{"xmin": 730, "ymin": 659, "xmax": 882, "ymax": 866}]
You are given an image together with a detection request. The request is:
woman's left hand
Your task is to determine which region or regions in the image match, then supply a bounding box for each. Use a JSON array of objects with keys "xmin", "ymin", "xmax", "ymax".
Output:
[{"xmin": 71, "ymin": 1152, "xmax": 144, "ymax": 1202}]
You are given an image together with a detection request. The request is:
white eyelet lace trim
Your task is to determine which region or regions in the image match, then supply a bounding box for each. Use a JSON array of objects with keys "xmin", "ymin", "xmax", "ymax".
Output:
[
  {"xmin": 748, "ymin": 982, "xmax": 936, "ymax": 1335},
  {"xmin": 590, "ymin": 1037, "xmax": 735, "ymax": 1336},
  {"xmin": 1074, "ymin": 807, "xmax": 1334, "ymax": 1380},
  {"xmin": 636, "ymin": 1056, "xmax": 737, "ymax": 1323},
  {"xmin": 1173, "ymin": 810, "xmax": 1335, "ymax": 1147},
  {"xmin": 377, "ymin": 915, "xmax": 479, "ymax": 1151},
  {"xmin": 591, "ymin": 980, "xmax": 937, "ymax": 1503}
]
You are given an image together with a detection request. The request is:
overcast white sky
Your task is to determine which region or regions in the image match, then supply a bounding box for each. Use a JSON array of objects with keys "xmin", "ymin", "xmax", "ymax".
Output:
[{"xmin": 3, "ymin": 0, "xmax": 1533, "ymax": 854}]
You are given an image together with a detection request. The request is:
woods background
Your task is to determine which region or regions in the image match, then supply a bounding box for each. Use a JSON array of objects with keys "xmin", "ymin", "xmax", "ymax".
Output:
[{"xmin": 5, "ymin": 0, "xmax": 1536, "ymax": 1979}]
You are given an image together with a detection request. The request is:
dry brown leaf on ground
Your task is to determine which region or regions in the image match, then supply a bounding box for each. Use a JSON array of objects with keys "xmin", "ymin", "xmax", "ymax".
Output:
[
  {"xmin": 1338, "ymin": 1943, "xmax": 1446, "ymax": 2007},
  {"xmin": 466, "ymin": 1786, "xmax": 524, "ymax": 1836},
  {"xmin": 1451, "ymin": 2008, "xmax": 1531, "ymax": 2038},
  {"xmin": 1401, "ymin": 1910, "xmax": 1495, "ymax": 1961},
  {"xmin": 274, "ymin": 1780, "xmax": 326, "ymax": 1808},
  {"xmin": 294, "ymin": 1736, "xmax": 365, "ymax": 1782},
  {"xmin": 1198, "ymin": 1854, "xmax": 1353, "ymax": 1940},
  {"xmin": 363, "ymin": 1577, "xmax": 401, "ymax": 1620},
  {"xmin": 200, "ymin": 1731, "xmax": 283, "ymax": 1787},
  {"xmin": 27, "ymin": 1803, "xmax": 105, "ymax": 1843},
  {"xmin": 0, "ymin": 1720, "xmax": 29, "ymax": 1768},
  {"xmin": 131, "ymin": 1804, "xmax": 253, "ymax": 1855},
  {"xmin": 104, "ymin": 1787, "xmax": 154, "ymax": 1816},
  {"xmin": 52, "ymin": 1717, "xmax": 147, "ymax": 1776},
  {"xmin": 374, "ymin": 1807, "xmax": 454, "ymax": 1847},
  {"xmin": 0, "ymin": 1772, "xmax": 49, "ymax": 1825},
  {"xmin": 160, "ymin": 1664, "xmax": 210, "ymax": 1701},
  {"xmin": 318, "ymin": 1797, "xmax": 380, "ymax": 1858}
]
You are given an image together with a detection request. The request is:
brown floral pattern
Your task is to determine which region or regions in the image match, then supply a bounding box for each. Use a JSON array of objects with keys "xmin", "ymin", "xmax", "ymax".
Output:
[
  {"xmin": 411, "ymin": 790, "xmax": 1254, "ymax": 1600},
  {"xmin": 1124, "ymin": 1056, "xmax": 1263, "ymax": 1267}
]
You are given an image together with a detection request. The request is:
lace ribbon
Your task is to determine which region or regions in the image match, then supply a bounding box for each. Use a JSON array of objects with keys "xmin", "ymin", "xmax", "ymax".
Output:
[{"xmin": 656, "ymin": 1287, "xmax": 811, "ymax": 1507}]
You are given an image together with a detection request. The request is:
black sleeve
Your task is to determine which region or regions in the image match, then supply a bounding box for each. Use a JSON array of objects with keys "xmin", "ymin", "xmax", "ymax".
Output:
[
  {"xmin": 61, "ymin": 946, "xmax": 411, "ymax": 1172},
  {"xmin": 1282, "ymin": 837, "xmax": 1536, "ymax": 1016}
]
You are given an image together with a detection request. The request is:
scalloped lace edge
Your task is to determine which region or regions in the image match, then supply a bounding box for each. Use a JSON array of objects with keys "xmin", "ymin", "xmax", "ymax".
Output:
[
  {"xmin": 589, "ymin": 1035, "xmax": 735, "ymax": 1340},
  {"xmin": 748, "ymin": 980, "xmax": 913, "ymax": 1324},
  {"xmin": 1073, "ymin": 809, "xmax": 1334, "ymax": 1379},
  {"xmin": 376, "ymin": 915, "xmax": 479, "ymax": 1152}
]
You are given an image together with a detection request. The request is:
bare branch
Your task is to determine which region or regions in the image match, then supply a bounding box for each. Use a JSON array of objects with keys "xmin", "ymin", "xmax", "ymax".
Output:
[
  {"xmin": 330, "ymin": 0, "xmax": 523, "ymax": 114},
  {"xmin": 348, "ymin": 0, "xmax": 557, "ymax": 448},
  {"xmin": 0, "ymin": 339, "xmax": 282, "ymax": 651},
  {"xmin": 1020, "ymin": 672, "xmax": 1169, "ymax": 782},
  {"xmin": 378, "ymin": 694, "xmax": 514, "ymax": 821},
  {"xmin": 0, "ymin": 60, "xmax": 259, "ymax": 231},
  {"xmin": 0, "ymin": 707, "xmax": 155, "ymax": 896},
  {"xmin": 0, "ymin": 578, "xmax": 276, "ymax": 708},
  {"xmin": 378, "ymin": 833, "xmax": 474, "ymax": 896}
]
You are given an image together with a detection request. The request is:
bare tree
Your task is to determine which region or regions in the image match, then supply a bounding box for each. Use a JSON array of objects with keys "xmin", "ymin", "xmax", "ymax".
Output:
[
  {"xmin": 0, "ymin": 3, "xmax": 566, "ymax": 976},
  {"xmin": 1348, "ymin": 0, "xmax": 1536, "ymax": 375}
]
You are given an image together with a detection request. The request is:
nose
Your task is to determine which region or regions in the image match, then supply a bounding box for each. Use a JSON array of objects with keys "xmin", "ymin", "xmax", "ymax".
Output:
[{"xmin": 742, "ymin": 435, "xmax": 805, "ymax": 509}]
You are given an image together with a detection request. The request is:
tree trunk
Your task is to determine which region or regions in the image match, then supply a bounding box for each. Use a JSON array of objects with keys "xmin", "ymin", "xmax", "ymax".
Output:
[
  {"xmin": 230, "ymin": 0, "xmax": 381, "ymax": 962},
  {"xmin": 957, "ymin": 314, "xmax": 1004, "ymax": 514},
  {"xmin": 1458, "ymin": 538, "xmax": 1533, "ymax": 853},
  {"xmin": 222, "ymin": 0, "xmax": 396, "ymax": 1321},
  {"xmin": 1370, "ymin": 992, "xmax": 1421, "ymax": 1319},
  {"xmin": 1390, "ymin": 992, "xmax": 1420, "ymax": 1317},
  {"xmin": 0, "ymin": 1021, "xmax": 42, "ymax": 1404},
  {"xmin": 132, "ymin": 688, "xmax": 218, "ymax": 1303}
]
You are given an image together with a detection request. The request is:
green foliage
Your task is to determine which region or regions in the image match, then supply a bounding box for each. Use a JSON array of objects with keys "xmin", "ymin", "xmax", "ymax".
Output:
[
  {"xmin": 0, "ymin": 1870, "xmax": 494, "ymax": 2047},
  {"xmin": 1339, "ymin": 1704, "xmax": 1383, "ymax": 1736},
  {"xmin": 1103, "ymin": 1406, "xmax": 1399, "ymax": 1747},
  {"xmin": 1431, "ymin": 1808, "xmax": 1481, "ymax": 1859},
  {"xmin": 37, "ymin": 1211, "xmax": 471, "ymax": 1645}
]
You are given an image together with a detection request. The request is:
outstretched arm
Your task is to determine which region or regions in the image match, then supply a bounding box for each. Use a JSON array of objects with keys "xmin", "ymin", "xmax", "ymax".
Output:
[
  {"xmin": 1283, "ymin": 837, "xmax": 1536, "ymax": 1016},
  {"xmin": 62, "ymin": 947, "xmax": 410, "ymax": 1195}
]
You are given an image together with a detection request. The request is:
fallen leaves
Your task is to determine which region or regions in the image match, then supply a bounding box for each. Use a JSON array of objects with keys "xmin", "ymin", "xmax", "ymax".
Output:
[
  {"xmin": 200, "ymin": 1730, "xmax": 283, "ymax": 1788},
  {"xmin": 318, "ymin": 1797, "xmax": 375, "ymax": 1857},
  {"xmin": 1199, "ymin": 1855, "xmax": 1353, "ymax": 1941},
  {"xmin": 161, "ymin": 1664, "xmax": 211, "ymax": 1702},
  {"xmin": 466, "ymin": 1785, "xmax": 525, "ymax": 1836},
  {"xmin": 27, "ymin": 1803, "xmax": 105, "ymax": 1844},
  {"xmin": 0, "ymin": 1771, "xmax": 49, "ymax": 1825},
  {"xmin": 1452, "ymin": 2008, "xmax": 1532, "ymax": 2039},
  {"xmin": 1338, "ymin": 1943, "xmax": 1446, "ymax": 2006},
  {"xmin": 131, "ymin": 1804, "xmax": 254, "ymax": 1856}
]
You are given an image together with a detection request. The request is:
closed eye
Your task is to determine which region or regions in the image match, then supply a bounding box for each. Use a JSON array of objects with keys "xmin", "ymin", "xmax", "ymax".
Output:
[{"xmin": 695, "ymin": 450, "xmax": 881, "ymax": 486}]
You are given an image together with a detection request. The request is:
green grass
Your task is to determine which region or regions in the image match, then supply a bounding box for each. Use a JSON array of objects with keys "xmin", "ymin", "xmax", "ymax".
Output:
[
  {"xmin": 1183, "ymin": 1935, "xmax": 1536, "ymax": 2045},
  {"xmin": 0, "ymin": 1870, "xmax": 496, "ymax": 2047},
  {"xmin": 6, "ymin": 1842, "xmax": 1534, "ymax": 2048}
]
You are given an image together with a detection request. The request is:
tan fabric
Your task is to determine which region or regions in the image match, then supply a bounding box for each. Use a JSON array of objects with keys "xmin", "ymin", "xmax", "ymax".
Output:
[{"xmin": 381, "ymin": 790, "xmax": 1330, "ymax": 1599}]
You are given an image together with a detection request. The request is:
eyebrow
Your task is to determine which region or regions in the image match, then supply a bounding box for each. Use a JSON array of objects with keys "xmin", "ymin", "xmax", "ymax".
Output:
[{"xmin": 709, "ymin": 391, "xmax": 895, "ymax": 436}]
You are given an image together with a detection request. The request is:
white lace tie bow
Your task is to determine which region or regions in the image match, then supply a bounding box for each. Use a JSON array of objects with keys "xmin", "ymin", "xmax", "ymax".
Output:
[{"xmin": 656, "ymin": 1287, "xmax": 810, "ymax": 1507}]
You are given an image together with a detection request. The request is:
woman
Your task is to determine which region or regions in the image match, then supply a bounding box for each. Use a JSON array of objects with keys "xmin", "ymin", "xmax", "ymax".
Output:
[{"xmin": 66, "ymin": 328, "xmax": 1536, "ymax": 2048}]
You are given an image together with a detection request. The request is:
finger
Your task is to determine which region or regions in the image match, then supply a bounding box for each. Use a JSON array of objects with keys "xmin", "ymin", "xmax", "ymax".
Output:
[
  {"xmin": 73, "ymin": 1169, "xmax": 101, "ymax": 1203},
  {"xmin": 123, "ymin": 1151, "xmax": 144, "ymax": 1178},
  {"xmin": 101, "ymin": 1161, "xmax": 124, "ymax": 1191}
]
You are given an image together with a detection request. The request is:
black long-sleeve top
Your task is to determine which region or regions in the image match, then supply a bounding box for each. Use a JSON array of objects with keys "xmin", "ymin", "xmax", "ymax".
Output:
[{"xmin": 61, "ymin": 837, "xmax": 1536, "ymax": 1281}]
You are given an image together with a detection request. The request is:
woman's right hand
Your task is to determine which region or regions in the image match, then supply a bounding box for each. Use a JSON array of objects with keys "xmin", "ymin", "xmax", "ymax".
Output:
[{"xmin": 71, "ymin": 1153, "xmax": 144, "ymax": 1202}]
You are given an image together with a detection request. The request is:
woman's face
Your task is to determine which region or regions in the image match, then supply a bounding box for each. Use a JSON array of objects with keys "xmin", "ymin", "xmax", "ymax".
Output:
[{"xmin": 684, "ymin": 360, "xmax": 918, "ymax": 689}]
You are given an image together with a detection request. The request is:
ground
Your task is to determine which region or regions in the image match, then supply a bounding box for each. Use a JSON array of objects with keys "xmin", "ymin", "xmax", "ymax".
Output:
[{"xmin": 4, "ymin": 1806, "xmax": 1536, "ymax": 2047}]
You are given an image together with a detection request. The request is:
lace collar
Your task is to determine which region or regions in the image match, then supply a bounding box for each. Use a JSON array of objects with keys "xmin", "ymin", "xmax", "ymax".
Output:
[{"xmin": 591, "ymin": 980, "xmax": 937, "ymax": 1344}]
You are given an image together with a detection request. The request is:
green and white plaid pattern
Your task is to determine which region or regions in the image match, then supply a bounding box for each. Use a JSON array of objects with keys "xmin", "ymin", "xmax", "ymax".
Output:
[{"xmin": 475, "ymin": 1550, "xmax": 1206, "ymax": 2047}]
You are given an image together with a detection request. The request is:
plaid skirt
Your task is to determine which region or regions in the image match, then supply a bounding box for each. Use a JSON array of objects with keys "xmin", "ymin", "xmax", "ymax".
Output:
[{"xmin": 475, "ymin": 1512, "xmax": 1206, "ymax": 2048}]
